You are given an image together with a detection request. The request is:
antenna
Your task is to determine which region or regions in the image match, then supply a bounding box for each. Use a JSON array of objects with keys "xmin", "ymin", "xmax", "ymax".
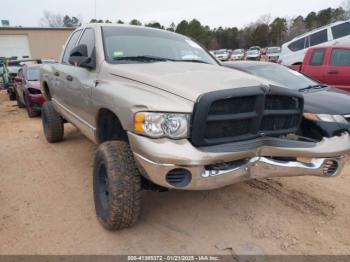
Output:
[{"xmin": 94, "ymin": 0, "xmax": 97, "ymax": 20}]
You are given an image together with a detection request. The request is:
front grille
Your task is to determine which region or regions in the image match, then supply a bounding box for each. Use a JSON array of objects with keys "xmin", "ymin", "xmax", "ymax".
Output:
[{"xmin": 191, "ymin": 86, "xmax": 304, "ymax": 147}]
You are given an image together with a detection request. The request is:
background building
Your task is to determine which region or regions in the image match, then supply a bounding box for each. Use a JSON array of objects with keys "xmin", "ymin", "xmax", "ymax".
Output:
[{"xmin": 0, "ymin": 27, "xmax": 74, "ymax": 61}]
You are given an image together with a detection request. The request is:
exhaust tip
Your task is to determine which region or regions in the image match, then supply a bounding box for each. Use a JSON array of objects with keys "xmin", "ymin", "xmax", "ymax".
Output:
[{"xmin": 323, "ymin": 159, "xmax": 339, "ymax": 177}]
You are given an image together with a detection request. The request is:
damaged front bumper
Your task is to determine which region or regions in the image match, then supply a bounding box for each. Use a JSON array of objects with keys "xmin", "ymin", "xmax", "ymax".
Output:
[{"xmin": 128, "ymin": 132, "xmax": 350, "ymax": 190}]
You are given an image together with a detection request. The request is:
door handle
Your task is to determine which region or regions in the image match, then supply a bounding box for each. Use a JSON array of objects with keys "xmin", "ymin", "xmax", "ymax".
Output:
[
  {"xmin": 54, "ymin": 72, "xmax": 60, "ymax": 77},
  {"xmin": 66, "ymin": 75, "xmax": 73, "ymax": 81},
  {"xmin": 328, "ymin": 70, "xmax": 339, "ymax": 74}
]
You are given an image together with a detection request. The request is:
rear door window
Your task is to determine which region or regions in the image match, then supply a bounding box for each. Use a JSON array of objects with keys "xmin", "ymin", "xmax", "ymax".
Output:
[
  {"xmin": 309, "ymin": 29, "xmax": 328, "ymax": 47},
  {"xmin": 310, "ymin": 49, "xmax": 326, "ymax": 65},
  {"xmin": 288, "ymin": 37, "xmax": 305, "ymax": 52},
  {"xmin": 62, "ymin": 30, "xmax": 82, "ymax": 64},
  {"xmin": 331, "ymin": 22, "xmax": 350, "ymax": 40},
  {"xmin": 330, "ymin": 48, "xmax": 350, "ymax": 66}
]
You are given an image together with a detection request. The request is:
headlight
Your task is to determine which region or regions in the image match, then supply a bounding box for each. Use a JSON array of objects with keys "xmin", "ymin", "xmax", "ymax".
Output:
[
  {"xmin": 304, "ymin": 113, "xmax": 348, "ymax": 124},
  {"xmin": 134, "ymin": 112, "xmax": 190, "ymax": 139}
]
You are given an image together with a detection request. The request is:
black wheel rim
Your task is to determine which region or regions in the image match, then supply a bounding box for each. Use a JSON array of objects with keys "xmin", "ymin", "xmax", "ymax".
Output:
[{"xmin": 97, "ymin": 163, "xmax": 109, "ymax": 213}]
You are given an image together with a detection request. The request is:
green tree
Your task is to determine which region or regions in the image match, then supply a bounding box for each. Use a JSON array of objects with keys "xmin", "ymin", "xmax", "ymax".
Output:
[
  {"xmin": 145, "ymin": 21, "xmax": 164, "ymax": 29},
  {"xmin": 166, "ymin": 22, "xmax": 176, "ymax": 32},
  {"xmin": 250, "ymin": 23, "xmax": 270, "ymax": 46},
  {"xmin": 175, "ymin": 20, "xmax": 189, "ymax": 35},
  {"xmin": 129, "ymin": 19, "xmax": 142, "ymax": 26},
  {"xmin": 288, "ymin": 16, "xmax": 306, "ymax": 40},
  {"xmin": 270, "ymin": 18, "xmax": 287, "ymax": 46},
  {"xmin": 305, "ymin": 11, "xmax": 317, "ymax": 30},
  {"xmin": 317, "ymin": 8, "xmax": 333, "ymax": 26}
]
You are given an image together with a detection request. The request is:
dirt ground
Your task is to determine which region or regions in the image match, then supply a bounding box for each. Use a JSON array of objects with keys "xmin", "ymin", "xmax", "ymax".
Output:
[{"xmin": 1, "ymin": 90, "xmax": 350, "ymax": 256}]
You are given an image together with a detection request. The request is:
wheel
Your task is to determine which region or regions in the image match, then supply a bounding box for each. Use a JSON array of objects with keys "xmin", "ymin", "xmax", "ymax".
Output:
[
  {"xmin": 93, "ymin": 141, "xmax": 141, "ymax": 230},
  {"xmin": 25, "ymin": 95, "xmax": 40, "ymax": 118},
  {"xmin": 41, "ymin": 101, "xmax": 64, "ymax": 143},
  {"xmin": 8, "ymin": 89, "xmax": 16, "ymax": 101},
  {"xmin": 16, "ymin": 91, "xmax": 25, "ymax": 108}
]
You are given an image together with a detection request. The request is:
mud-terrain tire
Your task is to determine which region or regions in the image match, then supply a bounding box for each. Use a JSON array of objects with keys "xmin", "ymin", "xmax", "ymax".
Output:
[
  {"xmin": 8, "ymin": 90, "xmax": 16, "ymax": 101},
  {"xmin": 16, "ymin": 91, "xmax": 25, "ymax": 108},
  {"xmin": 93, "ymin": 141, "xmax": 141, "ymax": 230},
  {"xmin": 25, "ymin": 95, "xmax": 40, "ymax": 118},
  {"xmin": 41, "ymin": 101, "xmax": 64, "ymax": 143}
]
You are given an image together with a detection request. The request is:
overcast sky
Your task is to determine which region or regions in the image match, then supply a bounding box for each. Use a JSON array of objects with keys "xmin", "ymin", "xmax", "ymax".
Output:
[{"xmin": 0, "ymin": 0, "xmax": 346, "ymax": 28}]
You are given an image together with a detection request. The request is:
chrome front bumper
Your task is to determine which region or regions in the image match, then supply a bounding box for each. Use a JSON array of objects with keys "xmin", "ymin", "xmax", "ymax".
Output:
[{"xmin": 128, "ymin": 132, "xmax": 350, "ymax": 190}]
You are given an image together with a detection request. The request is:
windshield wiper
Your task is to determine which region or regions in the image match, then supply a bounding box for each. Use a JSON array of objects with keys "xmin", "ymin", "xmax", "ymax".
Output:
[
  {"xmin": 112, "ymin": 55, "xmax": 175, "ymax": 62},
  {"xmin": 298, "ymin": 84, "xmax": 328, "ymax": 92},
  {"xmin": 174, "ymin": 59, "xmax": 209, "ymax": 64}
]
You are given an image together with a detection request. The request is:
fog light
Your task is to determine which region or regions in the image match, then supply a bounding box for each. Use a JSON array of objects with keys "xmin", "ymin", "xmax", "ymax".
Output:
[{"xmin": 166, "ymin": 169, "xmax": 192, "ymax": 188}]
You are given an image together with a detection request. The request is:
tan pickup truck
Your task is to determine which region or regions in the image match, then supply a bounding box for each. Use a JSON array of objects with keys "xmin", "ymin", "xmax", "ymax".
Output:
[{"xmin": 41, "ymin": 23, "xmax": 350, "ymax": 230}]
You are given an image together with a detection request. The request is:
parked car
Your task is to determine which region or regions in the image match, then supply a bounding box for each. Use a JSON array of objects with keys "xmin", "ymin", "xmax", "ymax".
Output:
[
  {"xmin": 279, "ymin": 20, "xmax": 350, "ymax": 66},
  {"xmin": 41, "ymin": 24, "xmax": 350, "ymax": 230},
  {"xmin": 223, "ymin": 61, "xmax": 350, "ymax": 140},
  {"xmin": 0, "ymin": 60, "xmax": 10, "ymax": 91},
  {"xmin": 214, "ymin": 49, "xmax": 231, "ymax": 61},
  {"xmin": 230, "ymin": 49, "xmax": 245, "ymax": 60},
  {"xmin": 14, "ymin": 64, "xmax": 44, "ymax": 117},
  {"xmin": 265, "ymin": 46, "xmax": 281, "ymax": 62},
  {"xmin": 289, "ymin": 46, "xmax": 350, "ymax": 92},
  {"xmin": 7, "ymin": 66, "xmax": 21, "ymax": 100},
  {"xmin": 246, "ymin": 46, "xmax": 261, "ymax": 60}
]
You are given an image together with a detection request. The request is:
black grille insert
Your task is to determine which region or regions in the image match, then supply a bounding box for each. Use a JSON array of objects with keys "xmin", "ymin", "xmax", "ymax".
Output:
[{"xmin": 191, "ymin": 86, "xmax": 304, "ymax": 147}]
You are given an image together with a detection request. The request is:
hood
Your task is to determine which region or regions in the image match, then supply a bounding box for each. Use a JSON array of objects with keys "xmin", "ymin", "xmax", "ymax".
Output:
[
  {"xmin": 247, "ymin": 50, "xmax": 260, "ymax": 56},
  {"xmin": 303, "ymin": 87, "xmax": 350, "ymax": 115},
  {"xmin": 108, "ymin": 62, "xmax": 269, "ymax": 102},
  {"xmin": 267, "ymin": 52, "xmax": 280, "ymax": 56},
  {"xmin": 26, "ymin": 80, "xmax": 40, "ymax": 89}
]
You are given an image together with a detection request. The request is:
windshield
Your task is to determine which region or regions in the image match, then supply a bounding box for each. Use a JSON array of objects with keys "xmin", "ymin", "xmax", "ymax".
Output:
[
  {"xmin": 249, "ymin": 47, "xmax": 260, "ymax": 51},
  {"xmin": 26, "ymin": 68, "xmax": 40, "ymax": 81},
  {"xmin": 102, "ymin": 26, "xmax": 217, "ymax": 65},
  {"xmin": 266, "ymin": 47, "xmax": 281, "ymax": 54},
  {"xmin": 215, "ymin": 50, "xmax": 227, "ymax": 55},
  {"xmin": 244, "ymin": 64, "xmax": 318, "ymax": 90},
  {"xmin": 233, "ymin": 50, "xmax": 243, "ymax": 54},
  {"xmin": 8, "ymin": 66, "xmax": 21, "ymax": 74}
]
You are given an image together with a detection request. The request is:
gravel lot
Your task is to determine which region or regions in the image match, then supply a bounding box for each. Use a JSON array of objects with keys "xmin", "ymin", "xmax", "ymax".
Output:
[{"xmin": 1, "ymin": 90, "xmax": 350, "ymax": 255}]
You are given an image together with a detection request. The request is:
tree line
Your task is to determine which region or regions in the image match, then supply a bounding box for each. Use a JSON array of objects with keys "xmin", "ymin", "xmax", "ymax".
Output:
[{"xmin": 40, "ymin": 1, "xmax": 350, "ymax": 49}]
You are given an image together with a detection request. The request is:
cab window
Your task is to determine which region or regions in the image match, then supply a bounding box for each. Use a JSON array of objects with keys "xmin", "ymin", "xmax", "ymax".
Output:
[
  {"xmin": 330, "ymin": 49, "xmax": 350, "ymax": 66},
  {"xmin": 310, "ymin": 49, "xmax": 325, "ymax": 65},
  {"xmin": 62, "ymin": 30, "xmax": 82, "ymax": 64}
]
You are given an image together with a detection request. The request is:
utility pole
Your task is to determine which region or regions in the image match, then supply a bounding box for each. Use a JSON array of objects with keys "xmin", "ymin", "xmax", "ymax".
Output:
[{"xmin": 94, "ymin": 0, "xmax": 97, "ymax": 20}]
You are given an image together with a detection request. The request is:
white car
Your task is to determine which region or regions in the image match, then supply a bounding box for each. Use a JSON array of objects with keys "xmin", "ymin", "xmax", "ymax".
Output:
[
  {"xmin": 230, "ymin": 49, "xmax": 245, "ymax": 60},
  {"xmin": 265, "ymin": 46, "xmax": 281, "ymax": 62},
  {"xmin": 279, "ymin": 20, "xmax": 350, "ymax": 66},
  {"xmin": 214, "ymin": 49, "xmax": 230, "ymax": 61},
  {"xmin": 246, "ymin": 46, "xmax": 261, "ymax": 60}
]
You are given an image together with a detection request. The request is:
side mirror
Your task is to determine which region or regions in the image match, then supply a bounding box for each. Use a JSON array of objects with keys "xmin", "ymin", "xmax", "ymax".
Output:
[{"xmin": 69, "ymin": 44, "xmax": 95, "ymax": 69}]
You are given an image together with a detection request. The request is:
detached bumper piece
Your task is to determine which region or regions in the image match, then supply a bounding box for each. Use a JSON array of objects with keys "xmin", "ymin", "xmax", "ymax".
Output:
[
  {"xmin": 134, "ymin": 153, "xmax": 344, "ymax": 190},
  {"xmin": 129, "ymin": 132, "xmax": 350, "ymax": 190}
]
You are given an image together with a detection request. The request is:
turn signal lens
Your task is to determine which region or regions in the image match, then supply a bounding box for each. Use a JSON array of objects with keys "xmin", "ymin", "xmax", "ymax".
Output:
[
  {"xmin": 134, "ymin": 113, "xmax": 145, "ymax": 132},
  {"xmin": 303, "ymin": 113, "xmax": 320, "ymax": 121}
]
